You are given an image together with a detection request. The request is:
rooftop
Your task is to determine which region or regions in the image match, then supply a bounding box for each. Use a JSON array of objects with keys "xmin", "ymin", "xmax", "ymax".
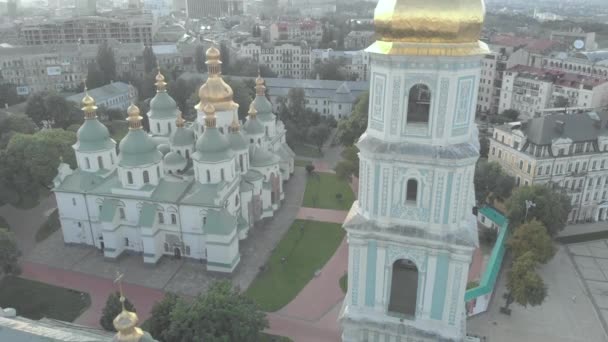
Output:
[
  {"xmin": 66, "ymin": 82, "xmax": 131, "ymax": 104},
  {"xmin": 506, "ymin": 65, "xmax": 608, "ymax": 89}
]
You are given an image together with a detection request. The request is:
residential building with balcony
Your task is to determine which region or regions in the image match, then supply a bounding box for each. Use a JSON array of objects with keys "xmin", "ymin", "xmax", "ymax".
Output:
[
  {"xmin": 238, "ymin": 40, "xmax": 312, "ymax": 79},
  {"xmin": 488, "ymin": 111, "xmax": 608, "ymax": 223},
  {"xmin": 268, "ymin": 20, "xmax": 322, "ymax": 44},
  {"xmin": 311, "ymin": 48, "xmax": 370, "ymax": 81},
  {"xmin": 541, "ymin": 51, "xmax": 608, "ymax": 80}
]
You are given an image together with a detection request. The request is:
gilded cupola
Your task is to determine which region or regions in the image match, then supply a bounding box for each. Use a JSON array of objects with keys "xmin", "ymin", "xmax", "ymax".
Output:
[
  {"xmin": 367, "ymin": 0, "xmax": 488, "ymax": 56},
  {"xmin": 196, "ymin": 46, "xmax": 237, "ymax": 112}
]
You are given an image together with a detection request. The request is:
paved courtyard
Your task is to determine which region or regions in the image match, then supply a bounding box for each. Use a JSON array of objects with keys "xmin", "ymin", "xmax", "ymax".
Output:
[{"xmin": 468, "ymin": 245, "xmax": 608, "ymax": 342}]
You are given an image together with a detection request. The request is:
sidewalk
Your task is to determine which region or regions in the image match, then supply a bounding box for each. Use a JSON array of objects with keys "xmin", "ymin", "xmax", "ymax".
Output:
[{"xmin": 297, "ymin": 207, "xmax": 348, "ymax": 224}]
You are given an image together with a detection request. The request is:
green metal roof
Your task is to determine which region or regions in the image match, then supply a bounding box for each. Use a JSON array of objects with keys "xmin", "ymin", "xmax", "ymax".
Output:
[
  {"xmin": 118, "ymin": 130, "xmax": 163, "ymax": 167},
  {"xmin": 157, "ymin": 144, "xmax": 170, "ymax": 155},
  {"xmin": 169, "ymin": 127, "xmax": 195, "ymax": 147},
  {"xmin": 74, "ymin": 119, "xmax": 115, "ymax": 152},
  {"xmin": 138, "ymin": 202, "xmax": 156, "ymax": 227},
  {"xmin": 53, "ymin": 169, "xmax": 106, "ymax": 193},
  {"xmin": 148, "ymin": 92, "xmax": 178, "ymax": 119},
  {"xmin": 205, "ymin": 208, "xmax": 236, "ymax": 236},
  {"xmin": 193, "ymin": 127, "xmax": 233, "ymax": 162},
  {"xmin": 164, "ymin": 151, "xmax": 187, "ymax": 167},
  {"xmin": 228, "ymin": 131, "xmax": 248, "ymax": 151},
  {"xmin": 479, "ymin": 207, "xmax": 507, "ymax": 227},
  {"xmin": 243, "ymin": 169, "xmax": 263, "ymax": 182},
  {"xmin": 240, "ymin": 180, "xmax": 253, "ymax": 192},
  {"xmin": 250, "ymin": 146, "xmax": 279, "ymax": 167},
  {"xmin": 180, "ymin": 182, "xmax": 222, "ymax": 206},
  {"xmin": 243, "ymin": 117, "xmax": 265, "ymax": 135},
  {"xmin": 99, "ymin": 198, "xmax": 119, "ymax": 222},
  {"xmin": 150, "ymin": 179, "xmax": 192, "ymax": 203},
  {"xmin": 252, "ymin": 95, "xmax": 273, "ymax": 116}
]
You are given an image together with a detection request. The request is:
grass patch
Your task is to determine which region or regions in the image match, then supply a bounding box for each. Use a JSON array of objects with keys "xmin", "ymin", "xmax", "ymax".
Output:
[
  {"xmin": 261, "ymin": 333, "xmax": 293, "ymax": 342},
  {"xmin": 0, "ymin": 276, "xmax": 91, "ymax": 321},
  {"xmin": 246, "ymin": 220, "xmax": 345, "ymax": 312},
  {"xmin": 303, "ymin": 172, "xmax": 355, "ymax": 210},
  {"xmin": 291, "ymin": 143, "xmax": 322, "ymax": 158},
  {"xmin": 294, "ymin": 159, "xmax": 312, "ymax": 167},
  {"xmin": 557, "ymin": 230, "xmax": 608, "ymax": 244},
  {"xmin": 339, "ymin": 273, "xmax": 347, "ymax": 293},
  {"xmin": 36, "ymin": 209, "xmax": 60, "ymax": 242},
  {"xmin": 0, "ymin": 216, "xmax": 10, "ymax": 230}
]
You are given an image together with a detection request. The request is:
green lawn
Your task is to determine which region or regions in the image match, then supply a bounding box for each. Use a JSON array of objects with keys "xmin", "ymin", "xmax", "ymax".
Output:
[
  {"xmin": 303, "ymin": 172, "xmax": 355, "ymax": 210},
  {"xmin": 36, "ymin": 209, "xmax": 60, "ymax": 242},
  {"xmin": 294, "ymin": 159, "xmax": 312, "ymax": 167},
  {"xmin": 0, "ymin": 276, "xmax": 91, "ymax": 321},
  {"xmin": 0, "ymin": 216, "xmax": 10, "ymax": 230},
  {"xmin": 291, "ymin": 143, "xmax": 322, "ymax": 158},
  {"xmin": 246, "ymin": 220, "xmax": 345, "ymax": 312},
  {"xmin": 261, "ymin": 333, "xmax": 293, "ymax": 342},
  {"xmin": 339, "ymin": 273, "xmax": 348, "ymax": 293}
]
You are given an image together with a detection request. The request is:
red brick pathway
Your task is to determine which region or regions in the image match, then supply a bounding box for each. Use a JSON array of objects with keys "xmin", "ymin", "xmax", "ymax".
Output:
[
  {"xmin": 297, "ymin": 207, "xmax": 348, "ymax": 224},
  {"xmin": 21, "ymin": 261, "xmax": 165, "ymax": 327}
]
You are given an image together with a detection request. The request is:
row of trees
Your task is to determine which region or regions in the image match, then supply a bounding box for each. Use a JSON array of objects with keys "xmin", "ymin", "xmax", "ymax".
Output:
[{"xmin": 101, "ymin": 281, "xmax": 267, "ymax": 341}]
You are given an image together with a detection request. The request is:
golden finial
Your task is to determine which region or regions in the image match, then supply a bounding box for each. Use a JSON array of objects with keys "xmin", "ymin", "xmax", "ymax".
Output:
[
  {"xmin": 155, "ymin": 63, "xmax": 167, "ymax": 92},
  {"xmin": 205, "ymin": 46, "xmax": 222, "ymax": 76},
  {"xmin": 229, "ymin": 108, "xmax": 240, "ymax": 133},
  {"xmin": 255, "ymin": 72, "xmax": 266, "ymax": 96},
  {"xmin": 248, "ymin": 102, "xmax": 257, "ymax": 119},
  {"xmin": 112, "ymin": 271, "xmax": 144, "ymax": 341},
  {"xmin": 203, "ymin": 103, "xmax": 217, "ymax": 128},
  {"xmin": 127, "ymin": 102, "xmax": 143, "ymax": 130},
  {"xmin": 81, "ymin": 80, "xmax": 98, "ymax": 118},
  {"xmin": 175, "ymin": 110, "xmax": 185, "ymax": 128}
]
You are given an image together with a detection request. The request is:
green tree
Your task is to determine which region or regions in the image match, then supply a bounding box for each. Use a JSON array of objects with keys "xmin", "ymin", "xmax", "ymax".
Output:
[
  {"xmin": 100, "ymin": 292, "xmax": 136, "ymax": 331},
  {"xmin": 168, "ymin": 78, "xmax": 197, "ymax": 113},
  {"xmin": 220, "ymin": 43, "xmax": 231, "ymax": 73},
  {"xmin": 194, "ymin": 45, "xmax": 206, "ymax": 73},
  {"xmin": 0, "ymin": 113, "xmax": 37, "ymax": 149},
  {"xmin": 506, "ymin": 185, "xmax": 572, "ymax": 237},
  {"xmin": 474, "ymin": 160, "xmax": 515, "ymax": 204},
  {"xmin": 96, "ymin": 41, "xmax": 117, "ymax": 85},
  {"xmin": 146, "ymin": 293, "xmax": 179, "ymax": 341},
  {"xmin": 0, "ymin": 228, "xmax": 21, "ymax": 276},
  {"xmin": 313, "ymin": 60, "xmax": 346, "ymax": 80},
  {"xmin": 554, "ymin": 95, "xmax": 569, "ymax": 108},
  {"xmin": 25, "ymin": 92, "xmax": 49, "ymax": 127},
  {"xmin": 334, "ymin": 145, "xmax": 359, "ymax": 179},
  {"xmin": 164, "ymin": 281, "xmax": 267, "ymax": 342},
  {"xmin": 44, "ymin": 93, "xmax": 80, "ymax": 129},
  {"xmin": 501, "ymin": 109, "xmax": 520, "ymax": 121},
  {"xmin": 308, "ymin": 125, "xmax": 330, "ymax": 152},
  {"xmin": 336, "ymin": 91, "xmax": 368, "ymax": 146},
  {"xmin": 506, "ymin": 251, "xmax": 547, "ymax": 308},
  {"xmin": 143, "ymin": 46, "xmax": 158, "ymax": 73},
  {"xmin": 0, "ymin": 84, "xmax": 21, "ymax": 107},
  {"xmin": 87, "ymin": 62, "xmax": 105, "ymax": 89},
  {"xmin": 508, "ymin": 219, "xmax": 555, "ymax": 264},
  {"xmin": 479, "ymin": 136, "xmax": 489, "ymax": 158},
  {"xmin": 225, "ymin": 78, "xmax": 255, "ymax": 119}
]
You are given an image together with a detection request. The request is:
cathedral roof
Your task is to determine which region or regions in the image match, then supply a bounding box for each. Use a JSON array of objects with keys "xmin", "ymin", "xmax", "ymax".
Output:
[
  {"xmin": 205, "ymin": 208, "xmax": 237, "ymax": 236},
  {"xmin": 249, "ymin": 145, "xmax": 280, "ymax": 167},
  {"xmin": 157, "ymin": 144, "xmax": 170, "ymax": 155},
  {"xmin": 148, "ymin": 91, "xmax": 179, "ymax": 120},
  {"xmin": 163, "ymin": 151, "xmax": 187, "ymax": 169},
  {"xmin": 118, "ymin": 129, "xmax": 163, "ymax": 167},
  {"xmin": 74, "ymin": 120, "xmax": 115, "ymax": 152},
  {"xmin": 193, "ymin": 128, "xmax": 233, "ymax": 162},
  {"xmin": 228, "ymin": 130, "xmax": 248, "ymax": 151},
  {"xmin": 332, "ymin": 82, "xmax": 356, "ymax": 103},
  {"xmin": 169, "ymin": 127, "xmax": 195, "ymax": 147}
]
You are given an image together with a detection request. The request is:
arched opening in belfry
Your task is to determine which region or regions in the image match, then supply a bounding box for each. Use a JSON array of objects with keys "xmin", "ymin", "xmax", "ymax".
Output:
[
  {"xmin": 388, "ymin": 259, "xmax": 418, "ymax": 317},
  {"xmin": 407, "ymin": 84, "xmax": 431, "ymax": 124}
]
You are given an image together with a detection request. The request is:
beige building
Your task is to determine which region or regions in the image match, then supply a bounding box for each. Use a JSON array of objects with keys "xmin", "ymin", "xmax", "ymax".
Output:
[
  {"xmin": 489, "ymin": 111, "xmax": 608, "ymax": 223},
  {"xmin": 238, "ymin": 40, "xmax": 312, "ymax": 79},
  {"xmin": 268, "ymin": 20, "xmax": 322, "ymax": 43}
]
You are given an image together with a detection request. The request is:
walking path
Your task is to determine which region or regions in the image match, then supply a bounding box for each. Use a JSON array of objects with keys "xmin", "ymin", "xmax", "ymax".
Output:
[{"xmin": 297, "ymin": 207, "xmax": 349, "ymax": 224}]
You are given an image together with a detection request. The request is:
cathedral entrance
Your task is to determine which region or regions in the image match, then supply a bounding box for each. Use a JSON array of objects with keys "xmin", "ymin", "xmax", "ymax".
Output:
[
  {"xmin": 388, "ymin": 259, "xmax": 418, "ymax": 317},
  {"xmin": 174, "ymin": 247, "xmax": 181, "ymax": 259}
]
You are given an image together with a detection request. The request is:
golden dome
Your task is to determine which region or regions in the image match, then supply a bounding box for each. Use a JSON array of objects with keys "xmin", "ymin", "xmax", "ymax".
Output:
[
  {"xmin": 248, "ymin": 102, "xmax": 257, "ymax": 118},
  {"xmin": 175, "ymin": 110, "xmax": 185, "ymax": 128},
  {"xmin": 81, "ymin": 86, "xmax": 97, "ymax": 117},
  {"xmin": 196, "ymin": 45, "xmax": 237, "ymax": 112},
  {"xmin": 203, "ymin": 103, "xmax": 217, "ymax": 128},
  {"xmin": 155, "ymin": 68, "xmax": 167, "ymax": 92},
  {"xmin": 368, "ymin": 0, "xmax": 488, "ymax": 56},
  {"xmin": 206, "ymin": 46, "xmax": 220, "ymax": 59},
  {"xmin": 127, "ymin": 103, "xmax": 143, "ymax": 130}
]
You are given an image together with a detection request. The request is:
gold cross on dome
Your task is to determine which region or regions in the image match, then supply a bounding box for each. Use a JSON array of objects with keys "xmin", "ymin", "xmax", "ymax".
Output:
[{"xmin": 114, "ymin": 271, "xmax": 126, "ymax": 310}]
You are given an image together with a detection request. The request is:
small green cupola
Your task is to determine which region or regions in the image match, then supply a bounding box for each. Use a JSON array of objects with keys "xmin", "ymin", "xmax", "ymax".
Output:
[
  {"xmin": 170, "ymin": 110, "xmax": 196, "ymax": 148},
  {"xmin": 118, "ymin": 103, "xmax": 163, "ymax": 168},
  {"xmin": 193, "ymin": 104, "xmax": 233, "ymax": 163},
  {"xmin": 252, "ymin": 74, "xmax": 275, "ymax": 123},
  {"xmin": 243, "ymin": 103, "xmax": 265, "ymax": 137}
]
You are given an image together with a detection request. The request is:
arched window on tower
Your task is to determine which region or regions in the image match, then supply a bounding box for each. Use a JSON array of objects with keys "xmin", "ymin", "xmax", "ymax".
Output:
[
  {"xmin": 206, "ymin": 170, "xmax": 211, "ymax": 182},
  {"xmin": 156, "ymin": 122, "xmax": 161, "ymax": 133},
  {"xmin": 185, "ymin": 150, "xmax": 190, "ymax": 159},
  {"xmin": 239, "ymin": 154, "xmax": 244, "ymax": 172},
  {"xmin": 407, "ymin": 84, "xmax": 431, "ymax": 124},
  {"xmin": 388, "ymin": 259, "xmax": 418, "ymax": 317},
  {"xmin": 171, "ymin": 213, "xmax": 177, "ymax": 224},
  {"xmin": 220, "ymin": 168, "xmax": 225, "ymax": 181},
  {"xmin": 158, "ymin": 212, "xmax": 164, "ymax": 224},
  {"xmin": 168, "ymin": 122, "xmax": 172, "ymax": 134},
  {"xmin": 97, "ymin": 156, "xmax": 104, "ymax": 169},
  {"xmin": 143, "ymin": 170, "xmax": 150, "ymax": 184},
  {"xmin": 127, "ymin": 171, "xmax": 133, "ymax": 184},
  {"xmin": 406, "ymin": 179, "xmax": 418, "ymax": 204},
  {"xmin": 85, "ymin": 157, "xmax": 91, "ymax": 169}
]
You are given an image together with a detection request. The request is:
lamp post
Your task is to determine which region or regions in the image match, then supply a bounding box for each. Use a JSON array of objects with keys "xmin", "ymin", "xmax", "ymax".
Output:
[{"xmin": 524, "ymin": 200, "xmax": 536, "ymax": 222}]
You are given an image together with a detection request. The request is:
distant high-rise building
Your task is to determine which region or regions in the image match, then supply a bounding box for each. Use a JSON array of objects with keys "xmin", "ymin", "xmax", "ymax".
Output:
[
  {"xmin": 75, "ymin": 0, "xmax": 96, "ymax": 15},
  {"xmin": 6, "ymin": 0, "xmax": 17, "ymax": 17},
  {"xmin": 186, "ymin": 0, "xmax": 242, "ymax": 18}
]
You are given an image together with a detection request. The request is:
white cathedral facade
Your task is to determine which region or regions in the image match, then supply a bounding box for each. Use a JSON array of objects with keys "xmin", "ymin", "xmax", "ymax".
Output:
[
  {"xmin": 340, "ymin": 0, "xmax": 487, "ymax": 340},
  {"xmin": 53, "ymin": 47, "xmax": 295, "ymax": 273}
]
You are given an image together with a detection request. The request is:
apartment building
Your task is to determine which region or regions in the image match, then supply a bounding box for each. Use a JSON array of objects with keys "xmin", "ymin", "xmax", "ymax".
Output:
[
  {"xmin": 550, "ymin": 28, "xmax": 598, "ymax": 51},
  {"xmin": 489, "ymin": 111, "xmax": 608, "ymax": 223},
  {"xmin": 499, "ymin": 65, "xmax": 608, "ymax": 119},
  {"xmin": 20, "ymin": 11, "xmax": 154, "ymax": 46},
  {"xmin": 186, "ymin": 0, "xmax": 242, "ymax": 18},
  {"xmin": 311, "ymin": 48, "xmax": 369, "ymax": 81},
  {"xmin": 344, "ymin": 30, "xmax": 374, "ymax": 50},
  {"xmin": 542, "ymin": 51, "xmax": 608, "ymax": 79},
  {"xmin": 268, "ymin": 20, "xmax": 322, "ymax": 43},
  {"xmin": 239, "ymin": 40, "xmax": 312, "ymax": 79}
]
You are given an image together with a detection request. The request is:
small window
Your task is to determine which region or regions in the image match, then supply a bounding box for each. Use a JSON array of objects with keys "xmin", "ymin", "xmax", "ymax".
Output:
[
  {"xmin": 203, "ymin": 217, "xmax": 207, "ymax": 225},
  {"xmin": 85, "ymin": 157, "xmax": 91, "ymax": 169},
  {"xmin": 235, "ymin": 195, "xmax": 239, "ymax": 206},
  {"xmin": 171, "ymin": 213, "xmax": 177, "ymax": 224},
  {"xmin": 157, "ymin": 166, "xmax": 160, "ymax": 178},
  {"xmin": 98, "ymin": 156, "xmax": 104, "ymax": 169},
  {"xmin": 119, "ymin": 207, "xmax": 126, "ymax": 219},
  {"xmin": 158, "ymin": 212, "xmax": 164, "ymax": 224},
  {"xmin": 221, "ymin": 169, "xmax": 225, "ymax": 181},
  {"xmin": 110, "ymin": 153, "xmax": 114, "ymax": 164},
  {"xmin": 156, "ymin": 122, "xmax": 161, "ymax": 133},
  {"xmin": 143, "ymin": 170, "xmax": 150, "ymax": 184},
  {"xmin": 124, "ymin": 237, "xmax": 129, "ymax": 246},
  {"xmin": 206, "ymin": 170, "xmax": 211, "ymax": 182},
  {"xmin": 164, "ymin": 242, "xmax": 169, "ymax": 252},
  {"xmin": 127, "ymin": 171, "xmax": 133, "ymax": 184},
  {"xmin": 407, "ymin": 84, "xmax": 431, "ymax": 124},
  {"xmin": 168, "ymin": 122, "xmax": 172, "ymax": 134},
  {"xmin": 186, "ymin": 150, "xmax": 190, "ymax": 159},
  {"xmin": 77, "ymin": 222, "xmax": 82, "ymax": 227},
  {"xmin": 406, "ymin": 179, "xmax": 418, "ymax": 203},
  {"xmin": 72, "ymin": 198, "xmax": 76, "ymax": 206}
]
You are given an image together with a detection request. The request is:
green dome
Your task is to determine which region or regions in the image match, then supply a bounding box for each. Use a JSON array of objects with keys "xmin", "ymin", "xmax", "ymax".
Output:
[
  {"xmin": 228, "ymin": 131, "xmax": 248, "ymax": 151},
  {"xmin": 164, "ymin": 151, "xmax": 187, "ymax": 168},
  {"xmin": 148, "ymin": 92, "xmax": 178, "ymax": 119},
  {"xmin": 74, "ymin": 119, "xmax": 115, "ymax": 152},
  {"xmin": 252, "ymin": 95, "xmax": 273, "ymax": 115},
  {"xmin": 193, "ymin": 127, "xmax": 234, "ymax": 162},
  {"xmin": 243, "ymin": 117, "xmax": 265, "ymax": 136},
  {"xmin": 157, "ymin": 143, "xmax": 170, "ymax": 155},
  {"xmin": 170, "ymin": 127, "xmax": 195, "ymax": 147},
  {"xmin": 118, "ymin": 129, "xmax": 163, "ymax": 167},
  {"xmin": 250, "ymin": 145, "xmax": 279, "ymax": 167}
]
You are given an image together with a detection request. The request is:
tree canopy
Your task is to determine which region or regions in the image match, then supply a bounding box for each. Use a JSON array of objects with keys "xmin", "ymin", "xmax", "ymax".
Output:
[
  {"xmin": 474, "ymin": 160, "xmax": 515, "ymax": 205},
  {"xmin": 25, "ymin": 92, "xmax": 80, "ymax": 129},
  {"xmin": 0, "ymin": 228, "xmax": 21, "ymax": 277},
  {"xmin": 334, "ymin": 145, "xmax": 359, "ymax": 180},
  {"xmin": 507, "ymin": 251, "xmax": 547, "ymax": 307},
  {"xmin": 0, "ymin": 84, "xmax": 22, "ymax": 108},
  {"xmin": 158, "ymin": 281, "xmax": 267, "ymax": 342},
  {"xmin": 506, "ymin": 184, "xmax": 572, "ymax": 236},
  {"xmin": 313, "ymin": 60, "xmax": 346, "ymax": 80},
  {"xmin": 100, "ymin": 292, "xmax": 136, "ymax": 331},
  {"xmin": 0, "ymin": 113, "xmax": 36, "ymax": 149},
  {"xmin": 501, "ymin": 109, "xmax": 520, "ymax": 121},
  {"xmin": 508, "ymin": 219, "xmax": 555, "ymax": 264},
  {"xmin": 145, "ymin": 293, "xmax": 179, "ymax": 341},
  {"xmin": 96, "ymin": 41, "xmax": 117, "ymax": 85},
  {"xmin": 336, "ymin": 91, "xmax": 368, "ymax": 146},
  {"xmin": 194, "ymin": 45, "xmax": 206, "ymax": 73},
  {"xmin": 143, "ymin": 46, "xmax": 158, "ymax": 74}
]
